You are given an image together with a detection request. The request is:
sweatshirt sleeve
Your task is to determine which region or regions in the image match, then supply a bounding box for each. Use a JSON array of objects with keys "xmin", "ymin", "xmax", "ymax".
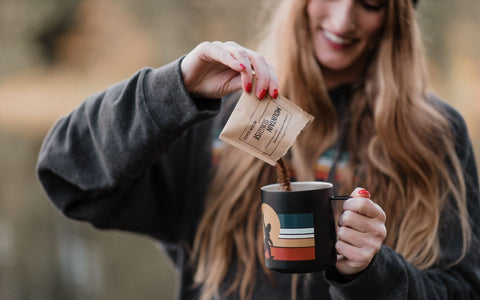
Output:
[
  {"xmin": 324, "ymin": 102, "xmax": 480, "ymax": 299},
  {"xmin": 36, "ymin": 58, "xmax": 221, "ymax": 242}
]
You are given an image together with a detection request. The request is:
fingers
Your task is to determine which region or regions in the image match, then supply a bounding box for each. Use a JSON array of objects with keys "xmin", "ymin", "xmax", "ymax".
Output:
[
  {"xmin": 216, "ymin": 41, "xmax": 254, "ymax": 94},
  {"xmin": 335, "ymin": 240, "xmax": 377, "ymax": 273},
  {"xmin": 181, "ymin": 42, "xmax": 245, "ymax": 97},
  {"xmin": 214, "ymin": 41, "xmax": 279, "ymax": 99},
  {"xmin": 202, "ymin": 41, "xmax": 248, "ymax": 75},
  {"xmin": 335, "ymin": 187, "xmax": 387, "ymax": 275},
  {"xmin": 246, "ymin": 51, "xmax": 274, "ymax": 99},
  {"xmin": 338, "ymin": 210, "xmax": 386, "ymax": 235},
  {"xmin": 340, "ymin": 187, "xmax": 386, "ymax": 236},
  {"xmin": 344, "ymin": 188, "xmax": 385, "ymax": 220},
  {"xmin": 337, "ymin": 225, "xmax": 384, "ymax": 251},
  {"xmin": 267, "ymin": 64, "xmax": 279, "ymax": 100},
  {"xmin": 350, "ymin": 187, "xmax": 371, "ymax": 198},
  {"xmin": 183, "ymin": 41, "xmax": 280, "ymax": 100}
]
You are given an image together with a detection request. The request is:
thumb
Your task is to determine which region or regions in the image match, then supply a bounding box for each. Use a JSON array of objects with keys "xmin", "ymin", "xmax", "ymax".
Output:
[{"xmin": 350, "ymin": 187, "xmax": 370, "ymax": 198}]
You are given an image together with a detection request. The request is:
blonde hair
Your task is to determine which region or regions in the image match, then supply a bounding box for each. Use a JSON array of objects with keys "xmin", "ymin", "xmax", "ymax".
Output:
[{"xmin": 192, "ymin": 0, "xmax": 471, "ymax": 299}]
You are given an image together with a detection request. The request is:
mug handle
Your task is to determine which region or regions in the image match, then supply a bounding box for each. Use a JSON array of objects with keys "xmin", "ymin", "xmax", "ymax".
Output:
[
  {"xmin": 330, "ymin": 195, "xmax": 349, "ymax": 201},
  {"xmin": 330, "ymin": 195, "xmax": 349, "ymax": 239}
]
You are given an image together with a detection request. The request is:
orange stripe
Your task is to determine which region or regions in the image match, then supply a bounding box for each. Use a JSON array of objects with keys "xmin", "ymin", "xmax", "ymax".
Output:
[
  {"xmin": 315, "ymin": 164, "xmax": 331, "ymax": 171},
  {"xmin": 314, "ymin": 170, "xmax": 328, "ymax": 180},
  {"xmin": 268, "ymin": 246, "xmax": 315, "ymax": 261}
]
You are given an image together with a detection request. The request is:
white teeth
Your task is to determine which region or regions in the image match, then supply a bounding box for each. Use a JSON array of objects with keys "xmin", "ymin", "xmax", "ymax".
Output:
[{"xmin": 323, "ymin": 30, "xmax": 353, "ymax": 45}]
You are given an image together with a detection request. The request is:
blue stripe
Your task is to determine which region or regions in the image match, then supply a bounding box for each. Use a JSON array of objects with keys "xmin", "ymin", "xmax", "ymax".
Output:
[{"xmin": 278, "ymin": 213, "xmax": 313, "ymax": 228}]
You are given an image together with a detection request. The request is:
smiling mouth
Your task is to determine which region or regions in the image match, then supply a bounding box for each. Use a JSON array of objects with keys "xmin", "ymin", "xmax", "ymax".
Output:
[{"xmin": 322, "ymin": 30, "xmax": 355, "ymax": 46}]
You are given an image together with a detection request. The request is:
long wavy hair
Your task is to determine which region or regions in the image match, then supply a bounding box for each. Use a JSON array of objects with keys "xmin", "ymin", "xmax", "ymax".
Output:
[{"xmin": 192, "ymin": 0, "xmax": 471, "ymax": 299}]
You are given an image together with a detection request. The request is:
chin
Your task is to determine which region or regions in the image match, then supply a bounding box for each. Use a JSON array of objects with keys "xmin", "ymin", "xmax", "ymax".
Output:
[
  {"xmin": 316, "ymin": 49, "xmax": 366, "ymax": 74},
  {"xmin": 318, "ymin": 58, "xmax": 355, "ymax": 72}
]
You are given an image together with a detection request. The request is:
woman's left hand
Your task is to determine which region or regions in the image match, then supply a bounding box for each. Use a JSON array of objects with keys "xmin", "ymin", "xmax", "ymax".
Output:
[{"xmin": 335, "ymin": 187, "xmax": 387, "ymax": 276}]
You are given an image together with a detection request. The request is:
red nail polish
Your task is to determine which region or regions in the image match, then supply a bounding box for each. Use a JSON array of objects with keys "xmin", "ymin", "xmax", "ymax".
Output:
[
  {"xmin": 259, "ymin": 89, "xmax": 267, "ymax": 100},
  {"xmin": 358, "ymin": 189, "xmax": 370, "ymax": 197},
  {"xmin": 239, "ymin": 63, "xmax": 246, "ymax": 70},
  {"xmin": 272, "ymin": 89, "xmax": 278, "ymax": 99},
  {"xmin": 246, "ymin": 83, "xmax": 252, "ymax": 93}
]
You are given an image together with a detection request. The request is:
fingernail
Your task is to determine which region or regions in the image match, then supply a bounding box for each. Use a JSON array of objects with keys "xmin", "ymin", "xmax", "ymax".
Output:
[
  {"xmin": 246, "ymin": 83, "xmax": 252, "ymax": 93},
  {"xmin": 272, "ymin": 89, "xmax": 278, "ymax": 99},
  {"xmin": 259, "ymin": 89, "xmax": 267, "ymax": 100},
  {"xmin": 239, "ymin": 63, "xmax": 246, "ymax": 70},
  {"xmin": 358, "ymin": 189, "xmax": 370, "ymax": 197}
]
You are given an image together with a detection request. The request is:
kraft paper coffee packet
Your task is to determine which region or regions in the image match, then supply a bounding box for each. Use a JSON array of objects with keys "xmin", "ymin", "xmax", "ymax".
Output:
[{"xmin": 219, "ymin": 87, "xmax": 314, "ymax": 166}]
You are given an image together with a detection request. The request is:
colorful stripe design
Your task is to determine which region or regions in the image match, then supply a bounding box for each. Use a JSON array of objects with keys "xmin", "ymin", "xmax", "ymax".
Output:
[
  {"xmin": 278, "ymin": 228, "xmax": 314, "ymax": 239},
  {"xmin": 314, "ymin": 148, "xmax": 349, "ymax": 181},
  {"xmin": 262, "ymin": 205, "xmax": 316, "ymax": 261},
  {"xmin": 270, "ymin": 246, "xmax": 315, "ymax": 261},
  {"xmin": 278, "ymin": 213, "xmax": 314, "ymax": 239}
]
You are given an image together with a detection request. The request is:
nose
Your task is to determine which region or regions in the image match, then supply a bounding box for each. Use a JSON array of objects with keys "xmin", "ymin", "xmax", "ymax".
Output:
[{"xmin": 330, "ymin": 0, "xmax": 357, "ymax": 33}]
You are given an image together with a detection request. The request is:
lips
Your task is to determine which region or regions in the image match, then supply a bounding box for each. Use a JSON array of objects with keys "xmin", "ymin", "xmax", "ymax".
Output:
[{"xmin": 322, "ymin": 29, "xmax": 356, "ymax": 50}]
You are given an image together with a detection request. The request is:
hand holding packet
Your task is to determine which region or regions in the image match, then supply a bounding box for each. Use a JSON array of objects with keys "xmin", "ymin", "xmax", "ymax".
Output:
[{"xmin": 219, "ymin": 86, "xmax": 314, "ymax": 166}]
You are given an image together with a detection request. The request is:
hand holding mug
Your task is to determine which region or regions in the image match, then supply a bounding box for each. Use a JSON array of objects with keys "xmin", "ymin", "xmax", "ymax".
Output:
[
  {"xmin": 335, "ymin": 187, "xmax": 387, "ymax": 275},
  {"xmin": 180, "ymin": 41, "xmax": 279, "ymax": 100}
]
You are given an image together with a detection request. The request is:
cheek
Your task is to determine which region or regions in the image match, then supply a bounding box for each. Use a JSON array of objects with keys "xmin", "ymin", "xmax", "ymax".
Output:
[
  {"xmin": 362, "ymin": 14, "xmax": 386, "ymax": 42},
  {"xmin": 306, "ymin": 0, "xmax": 318, "ymax": 18},
  {"xmin": 307, "ymin": 0, "xmax": 325, "ymax": 27}
]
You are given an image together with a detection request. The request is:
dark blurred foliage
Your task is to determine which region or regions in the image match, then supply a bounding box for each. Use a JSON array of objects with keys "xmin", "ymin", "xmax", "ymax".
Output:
[
  {"xmin": 0, "ymin": 0, "xmax": 266, "ymax": 78},
  {"xmin": 0, "ymin": 0, "xmax": 80, "ymax": 76}
]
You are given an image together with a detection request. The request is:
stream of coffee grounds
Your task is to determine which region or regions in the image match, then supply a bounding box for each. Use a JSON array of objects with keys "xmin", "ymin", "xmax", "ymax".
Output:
[{"xmin": 275, "ymin": 157, "xmax": 292, "ymax": 191}]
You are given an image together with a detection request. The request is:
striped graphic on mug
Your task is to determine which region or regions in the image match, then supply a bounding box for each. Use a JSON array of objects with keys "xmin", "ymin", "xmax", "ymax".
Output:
[
  {"xmin": 278, "ymin": 213, "xmax": 314, "ymax": 239},
  {"xmin": 262, "ymin": 204, "xmax": 316, "ymax": 261}
]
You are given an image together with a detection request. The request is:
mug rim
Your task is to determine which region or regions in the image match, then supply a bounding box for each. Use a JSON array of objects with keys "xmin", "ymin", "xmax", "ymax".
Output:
[{"xmin": 261, "ymin": 181, "xmax": 333, "ymax": 192}]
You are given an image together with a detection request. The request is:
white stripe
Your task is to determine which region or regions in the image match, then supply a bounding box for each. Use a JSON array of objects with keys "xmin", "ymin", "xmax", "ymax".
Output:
[
  {"xmin": 317, "ymin": 156, "xmax": 332, "ymax": 164},
  {"xmin": 280, "ymin": 228, "xmax": 314, "ymax": 235},
  {"xmin": 278, "ymin": 234, "xmax": 314, "ymax": 239}
]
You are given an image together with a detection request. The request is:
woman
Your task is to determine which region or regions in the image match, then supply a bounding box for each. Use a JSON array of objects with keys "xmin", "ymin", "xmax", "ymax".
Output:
[{"xmin": 37, "ymin": 0, "xmax": 480, "ymax": 299}]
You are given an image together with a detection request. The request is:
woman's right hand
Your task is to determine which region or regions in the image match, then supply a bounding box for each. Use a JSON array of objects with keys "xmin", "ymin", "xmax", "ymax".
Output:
[{"xmin": 180, "ymin": 41, "xmax": 279, "ymax": 100}]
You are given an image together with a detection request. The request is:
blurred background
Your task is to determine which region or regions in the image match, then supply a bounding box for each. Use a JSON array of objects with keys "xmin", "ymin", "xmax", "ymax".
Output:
[{"xmin": 0, "ymin": 0, "xmax": 479, "ymax": 299}]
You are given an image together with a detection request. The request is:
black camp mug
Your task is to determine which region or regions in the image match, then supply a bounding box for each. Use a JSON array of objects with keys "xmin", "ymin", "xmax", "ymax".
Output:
[{"xmin": 261, "ymin": 181, "xmax": 348, "ymax": 273}]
